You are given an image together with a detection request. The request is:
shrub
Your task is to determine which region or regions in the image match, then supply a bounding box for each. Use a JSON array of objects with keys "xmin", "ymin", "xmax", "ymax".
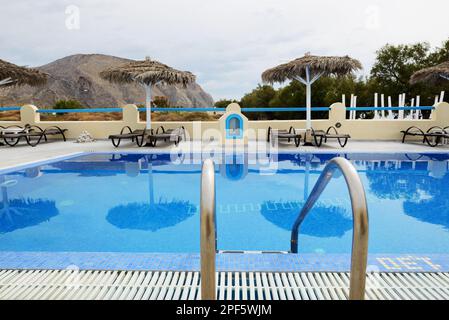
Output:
[{"xmin": 53, "ymin": 100, "xmax": 84, "ymax": 110}]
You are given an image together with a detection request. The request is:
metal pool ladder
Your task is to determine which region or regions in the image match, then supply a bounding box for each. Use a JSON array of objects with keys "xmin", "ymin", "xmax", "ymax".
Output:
[
  {"xmin": 200, "ymin": 157, "xmax": 369, "ymax": 300},
  {"xmin": 200, "ymin": 159, "xmax": 217, "ymax": 300}
]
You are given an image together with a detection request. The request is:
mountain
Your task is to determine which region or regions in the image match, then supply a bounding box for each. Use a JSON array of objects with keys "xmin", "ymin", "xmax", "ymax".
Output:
[{"xmin": 0, "ymin": 54, "xmax": 214, "ymax": 108}]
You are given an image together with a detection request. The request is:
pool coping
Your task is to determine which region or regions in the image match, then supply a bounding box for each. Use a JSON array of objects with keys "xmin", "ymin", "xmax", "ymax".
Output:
[{"xmin": 2, "ymin": 149, "xmax": 449, "ymax": 175}]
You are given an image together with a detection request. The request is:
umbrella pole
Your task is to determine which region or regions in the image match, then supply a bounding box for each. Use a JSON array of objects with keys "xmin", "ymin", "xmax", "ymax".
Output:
[
  {"xmin": 302, "ymin": 66, "xmax": 323, "ymax": 146},
  {"xmin": 143, "ymin": 84, "xmax": 154, "ymax": 147},
  {"xmin": 144, "ymin": 84, "xmax": 152, "ymax": 130},
  {"xmin": 0, "ymin": 78, "xmax": 14, "ymax": 86},
  {"xmin": 303, "ymin": 66, "xmax": 314, "ymax": 146},
  {"xmin": 306, "ymin": 66, "xmax": 312, "ymax": 131}
]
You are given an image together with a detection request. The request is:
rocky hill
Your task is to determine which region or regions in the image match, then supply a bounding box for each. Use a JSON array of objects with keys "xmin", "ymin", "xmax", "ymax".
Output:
[{"xmin": 0, "ymin": 54, "xmax": 214, "ymax": 108}]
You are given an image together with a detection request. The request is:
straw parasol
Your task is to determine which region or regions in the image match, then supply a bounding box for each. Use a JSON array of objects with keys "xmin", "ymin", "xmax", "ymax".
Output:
[
  {"xmin": 262, "ymin": 54, "xmax": 362, "ymax": 143},
  {"xmin": 99, "ymin": 57, "xmax": 196, "ymax": 129},
  {"xmin": 0, "ymin": 58, "xmax": 48, "ymax": 87},
  {"xmin": 410, "ymin": 61, "xmax": 449, "ymax": 85}
]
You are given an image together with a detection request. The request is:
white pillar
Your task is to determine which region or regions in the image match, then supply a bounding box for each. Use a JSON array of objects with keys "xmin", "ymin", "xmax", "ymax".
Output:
[
  {"xmin": 440, "ymin": 91, "xmax": 445, "ymax": 103},
  {"xmin": 416, "ymin": 95, "xmax": 421, "ymax": 119},
  {"xmin": 381, "ymin": 94, "xmax": 385, "ymax": 118},
  {"xmin": 409, "ymin": 98, "xmax": 415, "ymax": 119},
  {"xmin": 398, "ymin": 93, "xmax": 405, "ymax": 119},
  {"xmin": 350, "ymin": 94, "xmax": 354, "ymax": 120},
  {"xmin": 374, "ymin": 93, "xmax": 379, "ymax": 119},
  {"xmin": 387, "ymin": 96, "xmax": 394, "ymax": 119}
]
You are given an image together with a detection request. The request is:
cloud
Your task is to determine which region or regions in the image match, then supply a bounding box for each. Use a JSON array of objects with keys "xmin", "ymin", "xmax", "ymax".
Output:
[{"xmin": 0, "ymin": 0, "xmax": 448, "ymax": 100}]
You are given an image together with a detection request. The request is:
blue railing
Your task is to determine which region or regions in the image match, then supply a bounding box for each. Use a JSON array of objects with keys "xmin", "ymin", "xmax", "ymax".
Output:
[
  {"xmin": 0, "ymin": 106, "xmax": 21, "ymax": 111},
  {"xmin": 0, "ymin": 105, "xmax": 435, "ymax": 113},
  {"xmin": 138, "ymin": 107, "xmax": 224, "ymax": 112},
  {"xmin": 1, "ymin": 106, "xmax": 331, "ymax": 113},
  {"xmin": 346, "ymin": 106, "xmax": 434, "ymax": 111},
  {"xmin": 137, "ymin": 107, "xmax": 330, "ymax": 112},
  {"xmin": 36, "ymin": 108, "xmax": 123, "ymax": 114}
]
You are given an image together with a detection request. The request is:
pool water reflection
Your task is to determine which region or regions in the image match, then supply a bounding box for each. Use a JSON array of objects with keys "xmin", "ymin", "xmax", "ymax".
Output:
[{"xmin": 1, "ymin": 152, "xmax": 449, "ymax": 254}]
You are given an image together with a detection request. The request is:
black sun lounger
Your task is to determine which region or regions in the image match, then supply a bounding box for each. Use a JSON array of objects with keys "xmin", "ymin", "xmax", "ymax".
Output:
[
  {"xmin": 109, "ymin": 126, "xmax": 147, "ymax": 147},
  {"xmin": 146, "ymin": 126, "xmax": 185, "ymax": 147},
  {"xmin": 267, "ymin": 127, "xmax": 301, "ymax": 147},
  {"xmin": 0, "ymin": 124, "xmax": 67, "ymax": 147},
  {"xmin": 310, "ymin": 126, "xmax": 351, "ymax": 148},
  {"xmin": 0, "ymin": 125, "xmax": 6, "ymax": 146},
  {"xmin": 401, "ymin": 126, "xmax": 449, "ymax": 147}
]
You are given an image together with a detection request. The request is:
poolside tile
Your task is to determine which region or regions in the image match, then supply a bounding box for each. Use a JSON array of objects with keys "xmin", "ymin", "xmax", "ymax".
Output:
[{"xmin": 1, "ymin": 251, "xmax": 449, "ymax": 272}]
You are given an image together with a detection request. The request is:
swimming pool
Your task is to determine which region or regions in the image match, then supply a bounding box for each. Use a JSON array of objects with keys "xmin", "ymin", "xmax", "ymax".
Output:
[{"xmin": 1, "ymin": 152, "xmax": 449, "ymax": 271}]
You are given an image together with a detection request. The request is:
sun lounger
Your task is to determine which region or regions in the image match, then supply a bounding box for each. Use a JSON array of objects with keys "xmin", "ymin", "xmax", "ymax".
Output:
[
  {"xmin": 267, "ymin": 127, "xmax": 301, "ymax": 147},
  {"xmin": 0, "ymin": 125, "xmax": 6, "ymax": 146},
  {"xmin": 401, "ymin": 126, "xmax": 449, "ymax": 147},
  {"xmin": 109, "ymin": 126, "xmax": 147, "ymax": 147},
  {"xmin": 311, "ymin": 126, "xmax": 350, "ymax": 148},
  {"xmin": 24, "ymin": 124, "xmax": 67, "ymax": 142},
  {"xmin": 146, "ymin": 126, "xmax": 185, "ymax": 147},
  {"xmin": 0, "ymin": 124, "xmax": 67, "ymax": 147}
]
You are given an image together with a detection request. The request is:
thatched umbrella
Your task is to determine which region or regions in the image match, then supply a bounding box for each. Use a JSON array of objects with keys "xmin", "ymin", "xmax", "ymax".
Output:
[
  {"xmin": 262, "ymin": 54, "xmax": 362, "ymax": 143},
  {"xmin": 410, "ymin": 61, "xmax": 449, "ymax": 85},
  {"xmin": 99, "ymin": 57, "xmax": 196, "ymax": 129},
  {"xmin": 0, "ymin": 58, "xmax": 47, "ymax": 87}
]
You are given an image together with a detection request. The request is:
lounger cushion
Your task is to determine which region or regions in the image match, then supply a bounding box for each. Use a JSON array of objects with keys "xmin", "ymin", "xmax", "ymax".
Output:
[
  {"xmin": 109, "ymin": 133, "xmax": 142, "ymax": 139},
  {"xmin": 312, "ymin": 130, "xmax": 350, "ymax": 139},
  {"xmin": 324, "ymin": 134, "xmax": 351, "ymax": 139},
  {"xmin": 274, "ymin": 133, "xmax": 301, "ymax": 139},
  {"xmin": 44, "ymin": 128, "xmax": 68, "ymax": 135}
]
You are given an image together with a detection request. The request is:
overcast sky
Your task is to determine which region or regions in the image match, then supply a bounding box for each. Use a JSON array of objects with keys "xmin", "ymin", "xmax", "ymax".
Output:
[{"xmin": 1, "ymin": 0, "xmax": 448, "ymax": 100}]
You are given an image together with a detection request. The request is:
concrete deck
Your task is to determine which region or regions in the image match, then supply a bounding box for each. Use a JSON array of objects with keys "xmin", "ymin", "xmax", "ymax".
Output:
[{"xmin": 1, "ymin": 139, "xmax": 448, "ymax": 170}]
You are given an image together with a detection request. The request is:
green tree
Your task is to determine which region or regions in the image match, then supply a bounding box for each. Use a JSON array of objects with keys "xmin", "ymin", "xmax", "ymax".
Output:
[
  {"xmin": 371, "ymin": 42, "xmax": 431, "ymax": 93},
  {"xmin": 214, "ymin": 99, "xmax": 237, "ymax": 108},
  {"xmin": 230, "ymin": 39, "xmax": 449, "ymax": 120},
  {"xmin": 153, "ymin": 96, "xmax": 170, "ymax": 108},
  {"xmin": 53, "ymin": 99, "xmax": 84, "ymax": 109},
  {"xmin": 240, "ymin": 85, "xmax": 276, "ymax": 119},
  {"xmin": 428, "ymin": 39, "xmax": 449, "ymax": 64},
  {"xmin": 369, "ymin": 41, "xmax": 449, "ymax": 106}
]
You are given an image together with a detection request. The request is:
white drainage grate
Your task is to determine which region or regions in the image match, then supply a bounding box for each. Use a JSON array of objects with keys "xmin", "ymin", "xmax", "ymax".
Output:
[{"xmin": 1, "ymin": 270, "xmax": 449, "ymax": 300}]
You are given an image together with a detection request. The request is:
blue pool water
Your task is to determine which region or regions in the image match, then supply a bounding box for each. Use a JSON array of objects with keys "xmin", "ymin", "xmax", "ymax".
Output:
[{"xmin": 1, "ymin": 152, "xmax": 449, "ymax": 256}]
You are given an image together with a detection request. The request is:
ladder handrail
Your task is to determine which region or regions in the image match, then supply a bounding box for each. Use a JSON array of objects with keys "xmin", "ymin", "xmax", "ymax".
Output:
[
  {"xmin": 200, "ymin": 159, "xmax": 216, "ymax": 300},
  {"xmin": 291, "ymin": 157, "xmax": 369, "ymax": 300}
]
